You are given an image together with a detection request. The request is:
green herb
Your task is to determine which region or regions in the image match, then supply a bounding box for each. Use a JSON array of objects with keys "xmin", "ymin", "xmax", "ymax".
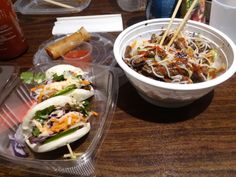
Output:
[
  {"xmin": 34, "ymin": 105, "xmax": 55, "ymax": 121},
  {"xmin": 34, "ymin": 72, "xmax": 46, "ymax": 84},
  {"xmin": 32, "ymin": 126, "xmax": 41, "ymax": 137},
  {"xmin": 20, "ymin": 72, "xmax": 34, "ymax": 84},
  {"xmin": 52, "ymin": 73, "xmax": 65, "ymax": 82},
  {"xmin": 20, "ymin": 71, "xmax": 45, "ymax": 84},
  {"xmin": 43, "ymin": 126, "xmax": 80, "ymax": 144},
  {"xmin": 80, "ymin": 100, "xmax": 90, "ymax": 116},
  {"xmin": 53, "ymin": 84, "xmax": 76, "ymax": 97},
  {"xmin": 76, "ymin": 75, "xmax": 83, "ymax": 79}
]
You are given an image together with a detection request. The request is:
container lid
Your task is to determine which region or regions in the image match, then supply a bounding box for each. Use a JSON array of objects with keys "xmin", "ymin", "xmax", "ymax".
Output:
[
  {"xmin": 14, "ymin": 0, "xmax": 91, "ymax": 15},
  {"xmin": 0, "ymin": 64, "xmax": 19, "ymax": 105}
]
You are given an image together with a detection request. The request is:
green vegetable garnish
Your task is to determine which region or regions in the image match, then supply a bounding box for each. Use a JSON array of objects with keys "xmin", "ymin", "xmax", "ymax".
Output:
[
  {"xmin": 20, "ymin": 71, "xmax": 45, "ymax": 84},
  {"xmin": 43, "ymin": 126, "xmax": 80, "ymax": 144},
  {"xmin": 52, "ymin": 73, "xmax": 65, "ymax": 82},
  {"xmin": 34, "ymin": 105, "xmax": 55, "ymax": 121},
  {"xmin": 32, "ymin": 127, "xmax": 41, "ymax": 137},
  {"xmin": 34, "ymin": 72, "xmax": 46, "ymax": 84},
  {"xmin": 80, "ymin": 100, "xmax": 90, "ymax": 116},
  {"xmin": 76, "ymin": 75, "xmax": 83, "ymax": 79},
  {"xmin": 20, "ymin": 72, "xmax": 34, "ymax": 84},
  {"xmin": 53, "ymin": 84, "xmax": 77, "ymax": 97}
]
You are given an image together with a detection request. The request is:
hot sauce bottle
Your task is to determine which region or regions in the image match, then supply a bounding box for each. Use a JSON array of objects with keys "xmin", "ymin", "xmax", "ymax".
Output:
[{"xmin": 0, "ymin": 0, "xmax": 28, "ymax": 60}]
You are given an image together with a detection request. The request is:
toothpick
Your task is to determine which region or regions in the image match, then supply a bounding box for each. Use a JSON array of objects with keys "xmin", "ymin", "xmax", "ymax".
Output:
[
  {"xmin": 63, "ymin": 152, "xmax": 83, "ymax": 158},
  {"xmin": 65, "ymin": 143, "xmax": 76, "ymax": 159}
]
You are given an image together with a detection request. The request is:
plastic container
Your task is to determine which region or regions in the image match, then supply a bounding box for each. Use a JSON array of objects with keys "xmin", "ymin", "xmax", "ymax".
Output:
[
  {"xmin": 62, "ymin": 42, "xmax": 92, "ymax": 63},
  {"xmin": 210, "ymin": 0, "xmax": 236, "ymax": 44},
  {"xmin": 14, "ymin": 0, "xmax": 91, "ymax": 15},
  {"xmin": 0, "ymin": 0, "xmax": 28, "ymax": 60},
  {"xmin": 0, "ymin": 64, "xmax": 19, "ymax": 104},
  {"xmin": 0, "ymin": 61, "xmax": 118, "ymax": 176},
  {"xmin": 33, "ymin": 33, "xmax": 116, "ymax": 66},
  {"xmin": 117, "ymin": 0, "xmax": 147, "ymax": 12}
]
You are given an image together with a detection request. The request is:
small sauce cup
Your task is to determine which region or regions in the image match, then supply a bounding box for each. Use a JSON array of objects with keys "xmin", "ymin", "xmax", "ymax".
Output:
[{"xmin": 61, "ymin": 41, "xmax": 92, "ymax": 63}]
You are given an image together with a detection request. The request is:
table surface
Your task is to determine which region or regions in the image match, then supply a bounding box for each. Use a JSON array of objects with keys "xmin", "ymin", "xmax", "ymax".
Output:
[{"xmin": 1, "ymin": 0, "xmax": 236, "ymax": 176}]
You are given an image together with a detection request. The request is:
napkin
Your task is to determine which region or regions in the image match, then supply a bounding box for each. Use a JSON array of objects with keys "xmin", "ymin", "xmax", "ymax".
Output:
[{"xmin": 52, "ymin": 14, "xmax": 124, "ymax": 35}]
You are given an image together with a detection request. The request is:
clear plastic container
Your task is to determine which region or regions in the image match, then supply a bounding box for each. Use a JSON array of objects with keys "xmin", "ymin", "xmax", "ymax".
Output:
[
  {"xmin": 0, "ymin": 64, "xmax": 19, "ymax": 104},
  {"xmin": 0, "ymin": 61, "xmax": 119, "ymax": 176},
  {"xmin": 33, "ymin": 33, "xmax": 116, "ymax": 66},
  {"xmin": 14, "ymin": 0, "xmax": 91, "ymax": 15},
  {"xmin": 117, "ymin": 0, "xmax": 147, "ymax": 12},
  {"xmin": 61, "ymin": 42, "xmax": 93, "ymax": 63}
]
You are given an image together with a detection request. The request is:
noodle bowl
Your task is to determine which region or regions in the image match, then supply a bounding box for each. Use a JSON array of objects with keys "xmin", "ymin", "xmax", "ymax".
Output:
[{"xmin": 114, "ymin": 19, "xmax": 236, "ymax": 107}]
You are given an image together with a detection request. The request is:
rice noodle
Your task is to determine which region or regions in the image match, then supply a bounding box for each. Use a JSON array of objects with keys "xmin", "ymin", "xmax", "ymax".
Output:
[{"xmin": 123, "ymin": 31, "xmax": 226, "ymax": 84}]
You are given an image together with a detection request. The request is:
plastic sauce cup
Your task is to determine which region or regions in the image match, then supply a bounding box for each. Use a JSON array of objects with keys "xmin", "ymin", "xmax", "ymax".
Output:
[{"xmin": 61, "ymin": 42, "xmax": 92, "ymax": 63}]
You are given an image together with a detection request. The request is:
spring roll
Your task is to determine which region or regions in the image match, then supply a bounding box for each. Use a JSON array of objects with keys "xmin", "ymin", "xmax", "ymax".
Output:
[{"xmin": 45, "ymin": 27, "xmax": 91, "ymax": 60}]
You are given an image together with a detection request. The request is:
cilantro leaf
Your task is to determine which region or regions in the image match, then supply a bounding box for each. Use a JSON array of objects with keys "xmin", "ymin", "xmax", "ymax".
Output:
[
  {"xmin": 32, "ymin": 127, "xmax": 41, "ymax": 137},
  {"xmin": 20, "ymin": 72, "xmax": 34, "ymax": 84},
  {"xmin": 52, "ymin": 73, "xmax": 65, "ymax": 82},
  {"xmin": 34, "ymin": 105, "xmax": 55, "ymax": 121},
  {"xmin": 34, "ymin": 72, "xmax": 46, "ymax": 84},
  {"xmin": 20, "ymin": 71, "xmax": 45, "ymax": 84},
  {"xmin": 80, "ymin": 100, "xmax": 90, "ymax": 116}
]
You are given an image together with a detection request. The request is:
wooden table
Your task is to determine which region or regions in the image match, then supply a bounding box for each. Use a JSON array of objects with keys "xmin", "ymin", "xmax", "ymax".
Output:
[{"xmin": 1, "ymin": 0, "xmax": 236, "ymax": 176}]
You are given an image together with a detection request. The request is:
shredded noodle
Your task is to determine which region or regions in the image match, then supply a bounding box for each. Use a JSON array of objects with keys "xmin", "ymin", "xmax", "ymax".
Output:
[{"xmin": 123, "ymin": 31, "xmax": 226, "ymax": 84}]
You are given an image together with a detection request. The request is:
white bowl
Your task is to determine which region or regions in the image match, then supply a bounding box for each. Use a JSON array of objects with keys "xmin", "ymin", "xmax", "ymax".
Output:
[{"xmin": 114, "ymin": 18, "xmax": 236, "ymax": 108}]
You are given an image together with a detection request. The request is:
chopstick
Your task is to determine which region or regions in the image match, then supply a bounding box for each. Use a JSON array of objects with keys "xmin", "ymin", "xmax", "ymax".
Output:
[
  {"xmin": 167, "ymin": 0, "xmax": 198, "ymax": 47},
  {"xmin": 159, "ymin": 0, "xmax": 183, "ymax": 46},
  {"xmin": 42, "ymin": 0, "xmax": 76, "ymax": 9}
]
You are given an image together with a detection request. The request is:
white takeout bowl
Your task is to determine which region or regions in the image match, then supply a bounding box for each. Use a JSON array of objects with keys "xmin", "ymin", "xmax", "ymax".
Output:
[{"xmin": 114, "ymin": 18, "xmax": 236, "ymax": 108}]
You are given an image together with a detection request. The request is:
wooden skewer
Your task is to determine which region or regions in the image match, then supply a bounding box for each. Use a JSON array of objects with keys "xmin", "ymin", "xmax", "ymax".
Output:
[
  {"xmin": 167, "ymin": 0, "xmax": 198, "ymax": 47},
  {"xmin": 63, "ymin": 152, "xmax": 83, "ymax": 158},
  {"xmin": 159, "ymin": 0, "xmax": 183, "ymax": 46},
  {"xmin": 66, "ymin": 143, "xmax": 76, "ymax": 159},
  {"xmin": 42, "ymin": 0, "xmax": 76, "ymax": 9}
]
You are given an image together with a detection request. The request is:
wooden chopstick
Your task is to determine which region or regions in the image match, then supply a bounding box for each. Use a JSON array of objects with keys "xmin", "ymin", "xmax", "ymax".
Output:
[
  {"xmin": 159, "ymin": 0, "xmax": 183, "ymax": 46},
  {"xmin": 42, "ymin": 0, "xmax": 76, "ymax": 9},
  {"xmin": 167, "ymin": 0, "xmax": 198, "ymax": 47}
]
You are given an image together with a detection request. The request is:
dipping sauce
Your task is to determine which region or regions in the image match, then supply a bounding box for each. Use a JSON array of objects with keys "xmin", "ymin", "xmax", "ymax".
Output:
[
  {"xmin": 64, "ymin": 50, "xmax": 89, "ymax": 58},
  {"xmin": 62, "ymin": 42, "xmax": 92, "ymax": 63}
]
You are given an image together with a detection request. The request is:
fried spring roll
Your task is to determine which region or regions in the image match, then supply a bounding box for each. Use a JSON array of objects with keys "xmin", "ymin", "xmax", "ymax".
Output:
[{"xmin": 45, "ymin": 27, "xmax": 91, "ymax": 60}]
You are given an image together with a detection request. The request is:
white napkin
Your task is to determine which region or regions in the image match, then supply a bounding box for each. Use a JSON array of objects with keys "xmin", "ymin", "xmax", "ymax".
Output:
[{"xmin": 52, "ymin": 14, "xmax": 124, "ymax": 35}]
